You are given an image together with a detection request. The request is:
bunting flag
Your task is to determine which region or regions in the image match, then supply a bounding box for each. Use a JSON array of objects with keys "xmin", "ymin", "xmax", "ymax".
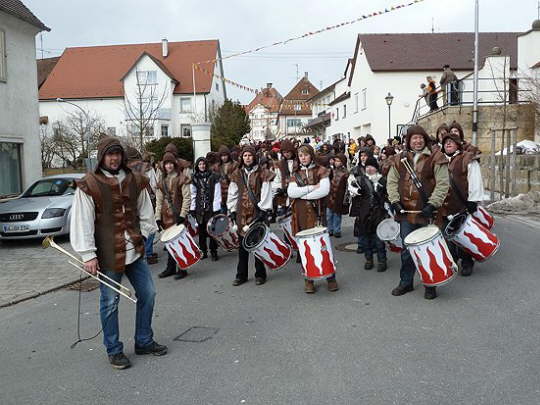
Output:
[{"xmin": 194, "ymin": 0, "xmax": 427, "ymax": 66}]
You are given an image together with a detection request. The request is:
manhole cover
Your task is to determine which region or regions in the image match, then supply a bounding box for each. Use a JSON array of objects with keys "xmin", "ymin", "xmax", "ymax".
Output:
[
  {"xmin": 174, "ymin": 326, "xmax": 219, "ymax": 343},
  {"xmin": 334, "ymin": 242, "xmax": 358, "ymax": 252},
  {"xmin": 67, "ymin": 278, "xmax": 99, "ymax": 292}
]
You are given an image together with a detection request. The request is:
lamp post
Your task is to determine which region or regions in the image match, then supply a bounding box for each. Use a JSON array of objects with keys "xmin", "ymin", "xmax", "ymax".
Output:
[{"xmin": 385, "ymin": 92, "xmax": 394, "ymax": 141}]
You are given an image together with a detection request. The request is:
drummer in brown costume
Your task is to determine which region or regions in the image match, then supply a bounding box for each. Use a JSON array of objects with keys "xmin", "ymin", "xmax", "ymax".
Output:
[
  {"xmin": 272, "ymin": 139, "xmax": 296, "ymax": 215},
  {"xmin": 155, "ymin": 151, "xmax": 192, "ymax": 279},
  {"xmin": 287, "ymin": 144, "xmax": 338, "ymax": 293},
  {"xmin": 227, "ymin": 145, "xmax": 275, "ymax": 286},
  {"xmin": 70, "ymin": 137, "xmax": 166, "ymax": 369},
  {"xmin": 326, "ymin": 153, "xmax": 349, "ymax": 238},
  {"xmin": 387, "ymin": 125, "xmax": 450, "ymax": 300},
  {"xmin": 437, "ymin": 131, "xmax": 485, "ymax": 276},
  {"xmin": 217, "ymin": 145, "xmax": 239, "ymax": 215}
]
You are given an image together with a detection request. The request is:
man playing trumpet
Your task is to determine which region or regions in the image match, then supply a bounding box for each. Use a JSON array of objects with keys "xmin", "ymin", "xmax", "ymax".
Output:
[{"xmin": 70, "ymin": 137, "xmax": 167, "ymax": 369}]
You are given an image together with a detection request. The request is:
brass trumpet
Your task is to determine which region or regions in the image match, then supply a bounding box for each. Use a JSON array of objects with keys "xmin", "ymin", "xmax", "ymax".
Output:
[{"xmin": 42, "ymin": 236, "xmax": 137, "ymax": 303}]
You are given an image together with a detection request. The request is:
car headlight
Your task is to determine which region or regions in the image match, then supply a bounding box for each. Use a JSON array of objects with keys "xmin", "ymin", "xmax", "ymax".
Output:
[{"xmin": 42, "ymin": 208, "xmax": 66, "ymax": 219}]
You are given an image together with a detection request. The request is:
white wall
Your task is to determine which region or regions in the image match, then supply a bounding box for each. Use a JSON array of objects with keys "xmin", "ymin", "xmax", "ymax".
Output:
[
  {"xmin": 517, "ymin": 28, "xmax": 540, "ymax": 78},
  {"xmin": 0, "ymin": 12, "xmax": 42, "ymax": 192},
  {"xmin": 248, "ymin": 105, "xmax": 278, "ymax": 142}
]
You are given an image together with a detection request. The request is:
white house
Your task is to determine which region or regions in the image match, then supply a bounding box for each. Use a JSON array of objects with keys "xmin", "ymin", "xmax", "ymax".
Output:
[
  {"xmin": 317, "ymin": 30, "xmax": 536, "ymax": 145},
  {"xmin": 0, "ymin": 0, "xmax": 49, "ymax": 197},
  {"xmin": 305, "ymin": 78, "xmax": 341, "ymax": 141},
  {"xmin": 245, "ymin": 83, "xmax": 283, "ymax": 142},
  {"xmin": 39, "ymin": 39, "xmax": 227, "ymax": 149}
]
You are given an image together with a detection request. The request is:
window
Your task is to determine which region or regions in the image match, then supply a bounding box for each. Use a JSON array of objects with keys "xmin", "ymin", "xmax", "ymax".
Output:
[
  {"xmin": 287, "ymin": 118, "xmax": 302, "ymax": 128},
  {"xmin": 301, "ymin": 88, "xmax": 309, "ymax": 95},
  {"xmin": 294, "ymin": 104, "xmax": 301, "ymax": 111},
  {"xmin": 136, "ymin": 70, "xmax": 157, "ymax": 85},
  {"xmin": 362, "ymin": 88, "xmax": 367, "ymax": 110},
  {"xmin": 181, "ymin": 124, "xmax": 192, "ymax": 138},
  {"xmin": 335, "ymin": 107, "xmax": 339, "ymax": 121},
  {"xmin": 0, "ymin": 30, "xmax": 6, "ymax": 82},
  {"xmin": 180, "ymin": 97, "xmax": 192, "ymax": 113},
  {"xmin": 107, "ymin": 127, "xmax": 116, "ymax": 137},
  {"xmin": 215, "ymin": 82, "xmax": 219, "ymax": 91},
  {"xmin": 343, "ymin": 104, "xmax": 347, "ymax": 119},
  {"xmin": 161, "ymin": 124, "xmax": 169, "ymax": 138},
  {"xmin": 138, "ymin": 96, "xmax": 157, "ymax": 111},
  {"xmin": 354, "ymin": 93, "xmax": 359, "ymax": 113},
  {"xmin": 144, "ymin": 127, "xmax": 154, "ymax": 137},
  {"xmin": 0, "ymin": 142, "xmax": 22, "ymax": 196}
]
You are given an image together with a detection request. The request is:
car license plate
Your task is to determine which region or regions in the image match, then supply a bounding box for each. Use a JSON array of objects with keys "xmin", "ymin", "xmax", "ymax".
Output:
[{"xmin": 3, "ymin": 224, "xmax": 30, "ymax": 233}]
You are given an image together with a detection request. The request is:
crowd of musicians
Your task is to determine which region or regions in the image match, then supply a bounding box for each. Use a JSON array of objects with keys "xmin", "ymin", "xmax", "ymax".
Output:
[{"xmin": 69, "ymin": 120, "xmax": 488, "ymax": 369}]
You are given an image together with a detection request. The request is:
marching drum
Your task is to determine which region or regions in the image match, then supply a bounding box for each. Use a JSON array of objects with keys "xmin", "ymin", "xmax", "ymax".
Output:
[
  {"xmin": 376, "ymin": 218, "xmax": 403, "ymax": 253},
  {"xmin": 207, "ymin": 214, "xmax": 240, "ymax": 251},
  {"xmin": 444, "ymin": 213, "xmax": 500, "ymax": 262},
  {"xmin": 186, "ymin": 214, "xmax": 199, "ymax": 238},
  {"xmin": 160, "ymin": 224, "xmax": 202, "ymax": 269},
  {"xmin": 295, "ymin": 226, "xmax": 336, "ymax": 280},
  {"xmin": 277, "ymin": 213, "xmax": 298, "ymax": 250},
  {"xmin": 242, "ymin": 223, "xmax": 292, "ymax": 270},
  {"xmin": 404, "ymin": 225, "xmax": 458, "ymax": 287},
  {"xmin": 471, "ymin": 205, "xmax": 495, "ymax": 230}
]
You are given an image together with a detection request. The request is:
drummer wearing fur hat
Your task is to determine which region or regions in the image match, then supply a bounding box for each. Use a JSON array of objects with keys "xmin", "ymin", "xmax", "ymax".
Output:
[
  {"xmin": 155, "ymin": 151, "xmax": 192, "ymax": 279},
  {"xmin": 288, "ymin": 144, "xmax": 339, "ymax": 293},
  {"xmin": 272, "ymin": 140, "xmax": 296, "ymax": 214},
  {"xmin": 70, "ymin": 137, "xmax": 166, "ymax": 369},
  {"xmin": 217, "ymin": 145, "xmax": 239, "ymax": 215},
  {"xmin": 227, "ymin": 146, "xmax": 275, "ymax": 286},
  {"xmin": 437, "ymin": 131, "xmax": 486, "ymax": 277},
  {"xmin": 386, "ymin": 125, "xmax": 450, "ymax": 300}
]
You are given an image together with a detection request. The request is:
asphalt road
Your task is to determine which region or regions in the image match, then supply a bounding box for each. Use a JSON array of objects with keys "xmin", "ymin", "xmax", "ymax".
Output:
[{"xmin": 1, "ymin": 216, "xmax": 539, "ymax": 405}]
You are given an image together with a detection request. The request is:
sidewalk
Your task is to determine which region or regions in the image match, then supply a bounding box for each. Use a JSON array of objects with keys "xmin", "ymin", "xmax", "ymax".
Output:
[{"xmin": 0, "ymin": 237, "xmax": 84, "ymax": 308}]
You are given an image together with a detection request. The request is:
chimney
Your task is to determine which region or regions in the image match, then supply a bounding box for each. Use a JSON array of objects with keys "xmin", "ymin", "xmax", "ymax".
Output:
[
  {"xmin": 266, "ymin": 83, "xmax": 272, "ymax": 89},
  {"xmin": 162, "ymin": 38, "xmax": 169, "ymax": 58},
  {"xmin": 304, "ymin": 72, "xmax": 308, "ymax": 79}
]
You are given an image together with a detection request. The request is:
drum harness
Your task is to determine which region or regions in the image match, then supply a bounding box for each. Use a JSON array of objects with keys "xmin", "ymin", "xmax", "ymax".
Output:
[{"xmin": 240, "ymin": 169, "xmax": 264, "ymax": 221}]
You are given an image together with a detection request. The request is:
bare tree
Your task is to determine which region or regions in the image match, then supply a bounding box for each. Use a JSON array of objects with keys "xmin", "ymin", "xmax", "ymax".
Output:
[
  {"xmin": 65, "ymin": 110, "xmax": 107, "ymax": 158},
  {"xmin": 124, "ymin": 69, "xmax": 168, "ymax": 151},
  {"xmin": 50, "ymin": 121, "xmax": 80, "ymax": 168},
  {"xmin": 39, "ymin": 124, "xmax": 56, "ymax": 169}
]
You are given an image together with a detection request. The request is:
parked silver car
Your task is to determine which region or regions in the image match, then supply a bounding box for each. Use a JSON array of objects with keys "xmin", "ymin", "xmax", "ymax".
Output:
[{"xmin": 0, "ymin": 173, "xmax": 85, "ymax": 240}]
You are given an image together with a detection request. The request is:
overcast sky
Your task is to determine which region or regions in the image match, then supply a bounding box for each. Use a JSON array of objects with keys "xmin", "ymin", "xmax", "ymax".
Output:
[{"xmin": 26, "ymin": 0, "xmax": 540, "ymax": 104}]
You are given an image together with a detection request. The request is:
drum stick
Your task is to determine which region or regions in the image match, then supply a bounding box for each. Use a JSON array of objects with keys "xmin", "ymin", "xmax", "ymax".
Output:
[{"xmin": 400, "ymin": 210, "xmax": 422, "ymax": 214}]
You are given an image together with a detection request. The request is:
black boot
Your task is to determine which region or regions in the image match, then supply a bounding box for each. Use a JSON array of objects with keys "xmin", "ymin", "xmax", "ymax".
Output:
[
  {"xmin": 201, "ymin": 251, "xmax": 208, "ymax": 260},
  {"xmin": 211, "ymin": 251, "xmax": 219, "ymax": 261},
  {"xmin": 174, "ymin": 269, "xmax": 188, "ymax": 280},
  {"xmin": 461, "ymin": 261, "xmax": 474, "ymax": 277},
  {"xmin": 424, "ymin": 286, "xmax": 437, "ymax": 300},
  {"xmin": 158, "ymin": 257, "xmax": 177, "ymax": 278},
  {"xmin": 391, "ymin": 284, "xmax": 414, "ymax": 296},
  {"xmin": 377, "ymin": 259, "xmax": 387, "ymax": 272},
  {"xmin": 364, "ymin": 256, "xmax": 374, "ymax": 270}
]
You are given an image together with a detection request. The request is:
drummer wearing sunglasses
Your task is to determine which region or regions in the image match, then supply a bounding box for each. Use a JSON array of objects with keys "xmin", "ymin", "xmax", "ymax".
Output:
[{"xmin": 386, "ymin": 125, "xmax": 450, "ymax": 300}]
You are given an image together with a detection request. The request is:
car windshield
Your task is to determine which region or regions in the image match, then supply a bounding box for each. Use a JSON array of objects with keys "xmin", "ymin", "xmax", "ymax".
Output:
[{"xmin": 23, "ymin": 178, "xmax": 77, "ymax": 197}]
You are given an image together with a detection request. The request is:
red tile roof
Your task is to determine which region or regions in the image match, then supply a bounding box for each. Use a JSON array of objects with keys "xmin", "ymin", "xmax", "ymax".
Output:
[
  {"xmin": 532, "ymin": 61, "xmax": 540, "ymax": 69},
  {"xmin": 0, "ymin": 0, "xmax": 49, "ymax": 31},
  {"xmin": 246, "ymin": 86, "xmax": 283, "ymax": 113},
  {"xmin": 39, "ymin": 40, "xmax": 220, "ymax": 100},
  {"xmin": 36, "ymin": 57, "xmax": 60, "ymax": 88},
  {"xmin": 279, "ymin": 76, "xmax": 319, "ymax": 116}
]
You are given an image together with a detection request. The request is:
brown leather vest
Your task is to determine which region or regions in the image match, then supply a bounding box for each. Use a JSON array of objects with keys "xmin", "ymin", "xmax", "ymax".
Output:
[
  {"xmin": 219, "ymin": 161, "xmax": 238, "ymax": 204},
  {"xmin": 290, "ymin": 165, "xmax": 329, "ymax": 235},
  {"xmin": 76, "ymin": 170, "xmax": 148, "ymax": 272},
  {"xmin": 158, "ymin": 172, "xmax": 189, "ymax": 229},
  {"xmin": 327, "ymin": 166, "xmax": 348, "ymax": 213},
  {"xmin": 230, "ymin": 167, "xmax": 275, "ymax": 236},
  {"xmin": 438, "ymin": 151, "xmax": 473, "ymax": 218},
  {"xmin": 393, "ymin": 150, "xmax": 446, "ymax": 225}
]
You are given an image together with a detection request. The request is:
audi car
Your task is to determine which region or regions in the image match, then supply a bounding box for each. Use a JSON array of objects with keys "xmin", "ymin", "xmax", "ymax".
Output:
[{"xmin": 0, "ymin": 174, "xmax": 85, "ymax": 240}]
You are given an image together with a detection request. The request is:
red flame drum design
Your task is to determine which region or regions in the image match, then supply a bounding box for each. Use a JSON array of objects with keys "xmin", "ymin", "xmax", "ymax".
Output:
[
  {"xmin": 186, "ymin": 214, "xmax": 199, "ymax": 238},
  {"xmin": 242, "ymin": 223, "xmax": 292, "ymax": 270},
  {"xmin": 278, "ymin": 213, "xmax": 299, "ymax": 250},
  {"xmin": 160, "ymin": 224, "xmax": 202, "ymax": 269},
  {"xmin": 376, "ymin": 218, "xmax": 403, "ymax": 253},
  {"xmin": 207, "ymin": 214, "xmax": 240, "ymax": 251},
  {"xmin": 295, "ymin": 226, "xmax": 336, "ymax": 280},
  {"xmin": 471, "ymin": 205, "xmax": 494, "ymax": 230},
  {"xmin": 404, "ymin": 225, "xmax": 458, "ymax": 287},
  {"xmin": 444, "ymin": 213, "xmax": 500, "ymax": 262}
]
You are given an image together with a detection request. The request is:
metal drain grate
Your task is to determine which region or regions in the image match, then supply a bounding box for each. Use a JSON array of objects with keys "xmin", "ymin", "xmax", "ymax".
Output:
[{"xmin": 174, "ymin": 326, "xmax": 219, "ymax": 343}]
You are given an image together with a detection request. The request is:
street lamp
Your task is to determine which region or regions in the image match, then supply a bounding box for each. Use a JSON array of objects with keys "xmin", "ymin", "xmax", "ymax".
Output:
[{"xmin": 385, "ymin": 92, "xmax": 394, "ymax": 141}]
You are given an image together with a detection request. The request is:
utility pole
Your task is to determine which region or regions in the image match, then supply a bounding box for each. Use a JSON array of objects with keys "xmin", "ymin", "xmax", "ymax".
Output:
[
  {"xmin": 295, "ymin": 64, "xmax": 299, "ymax": 81},
  {"xmin": 472, "ymin": 0, "xmax": 479, "ymax": 146},
  {"xmin": 431, "ymin": 17, "xmax": 435, "ymax": 33},
  {"xmin": 40, "ymin": 33, "xmax": 44, "ymax": 59}
]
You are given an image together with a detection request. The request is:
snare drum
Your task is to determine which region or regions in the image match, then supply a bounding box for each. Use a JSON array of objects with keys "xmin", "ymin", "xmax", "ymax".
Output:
[
  {"xmin": 376, "ymin": 218, "xmax": 403, "ymax": 253},
  {"xmin": 160, "ymin": 224, "xmax": 202, "ymax": 269},
  {"xmin": 186, "ymin": 214, "xmax": 199, "ymax": 238},
  {"xmin": 404, "ymin": 225, "xmax": 458, "ymax": 287},
  {"xmin": 295, "ymin": 226, "xmax": 336, "ymax": 280},
  {"xmin": 471, "ymin": 205, "xmax": 494, "ymax": 230},
  {"xmin": 277, "ymin": 213, "xmax": 298, "ymax": 250},
  {"xmin": 242, "ymin": 223, "xmax": 292, "ymax": 270},
  {"xmin": 207, "ymin": 214, "xmax": 239, "ymax": 251},
  {"xmin": 444, "ymin": 213, "xmax": 500, "ymax": 262}
]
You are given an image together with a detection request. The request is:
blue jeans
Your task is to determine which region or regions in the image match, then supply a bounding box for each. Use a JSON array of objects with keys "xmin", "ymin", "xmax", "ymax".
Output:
[
  {"xmin": 144, "ymin": 233, "xmax": 155, "ymax": 257},
  {"xmin": 358, "ymin": 234, "xmax": 386, "ymax": 262},
  {"xmin": 398, "ymin": 221, "xmax": 424, "ymax": 287},
  {"xmin": 326, "ymin": 208, "xmax": 342, "ymax": 234},
  {"xmin": 99, "ymin": 257, "xmax": 156, "ymax": 355}
]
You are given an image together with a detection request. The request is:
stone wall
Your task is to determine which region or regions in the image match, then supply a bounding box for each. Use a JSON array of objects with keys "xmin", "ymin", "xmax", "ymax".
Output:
[
  {"xmin": 417, "ymin": 104, "xmax": 537, "ymax": 154},
  {"xmin": 480, "ymin": 154, "xmax": 540, "ymax": 195}
]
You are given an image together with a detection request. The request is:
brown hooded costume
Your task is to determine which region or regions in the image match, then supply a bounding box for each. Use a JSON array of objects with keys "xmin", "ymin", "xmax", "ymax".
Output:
[
  {"xmin": 274, "ymin": 139, "xmax": 297, "ymax": 207},
  {"xmin": 75, "ymin": 137, "xmax": 149, "ymax": 272},
  {"xmin": 217, "ymin": 145, "xmax": 239, "ymax": 208},
  {"xmin": 327, "ymin": 153, "xmax": 349, "ymax": 214}
]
